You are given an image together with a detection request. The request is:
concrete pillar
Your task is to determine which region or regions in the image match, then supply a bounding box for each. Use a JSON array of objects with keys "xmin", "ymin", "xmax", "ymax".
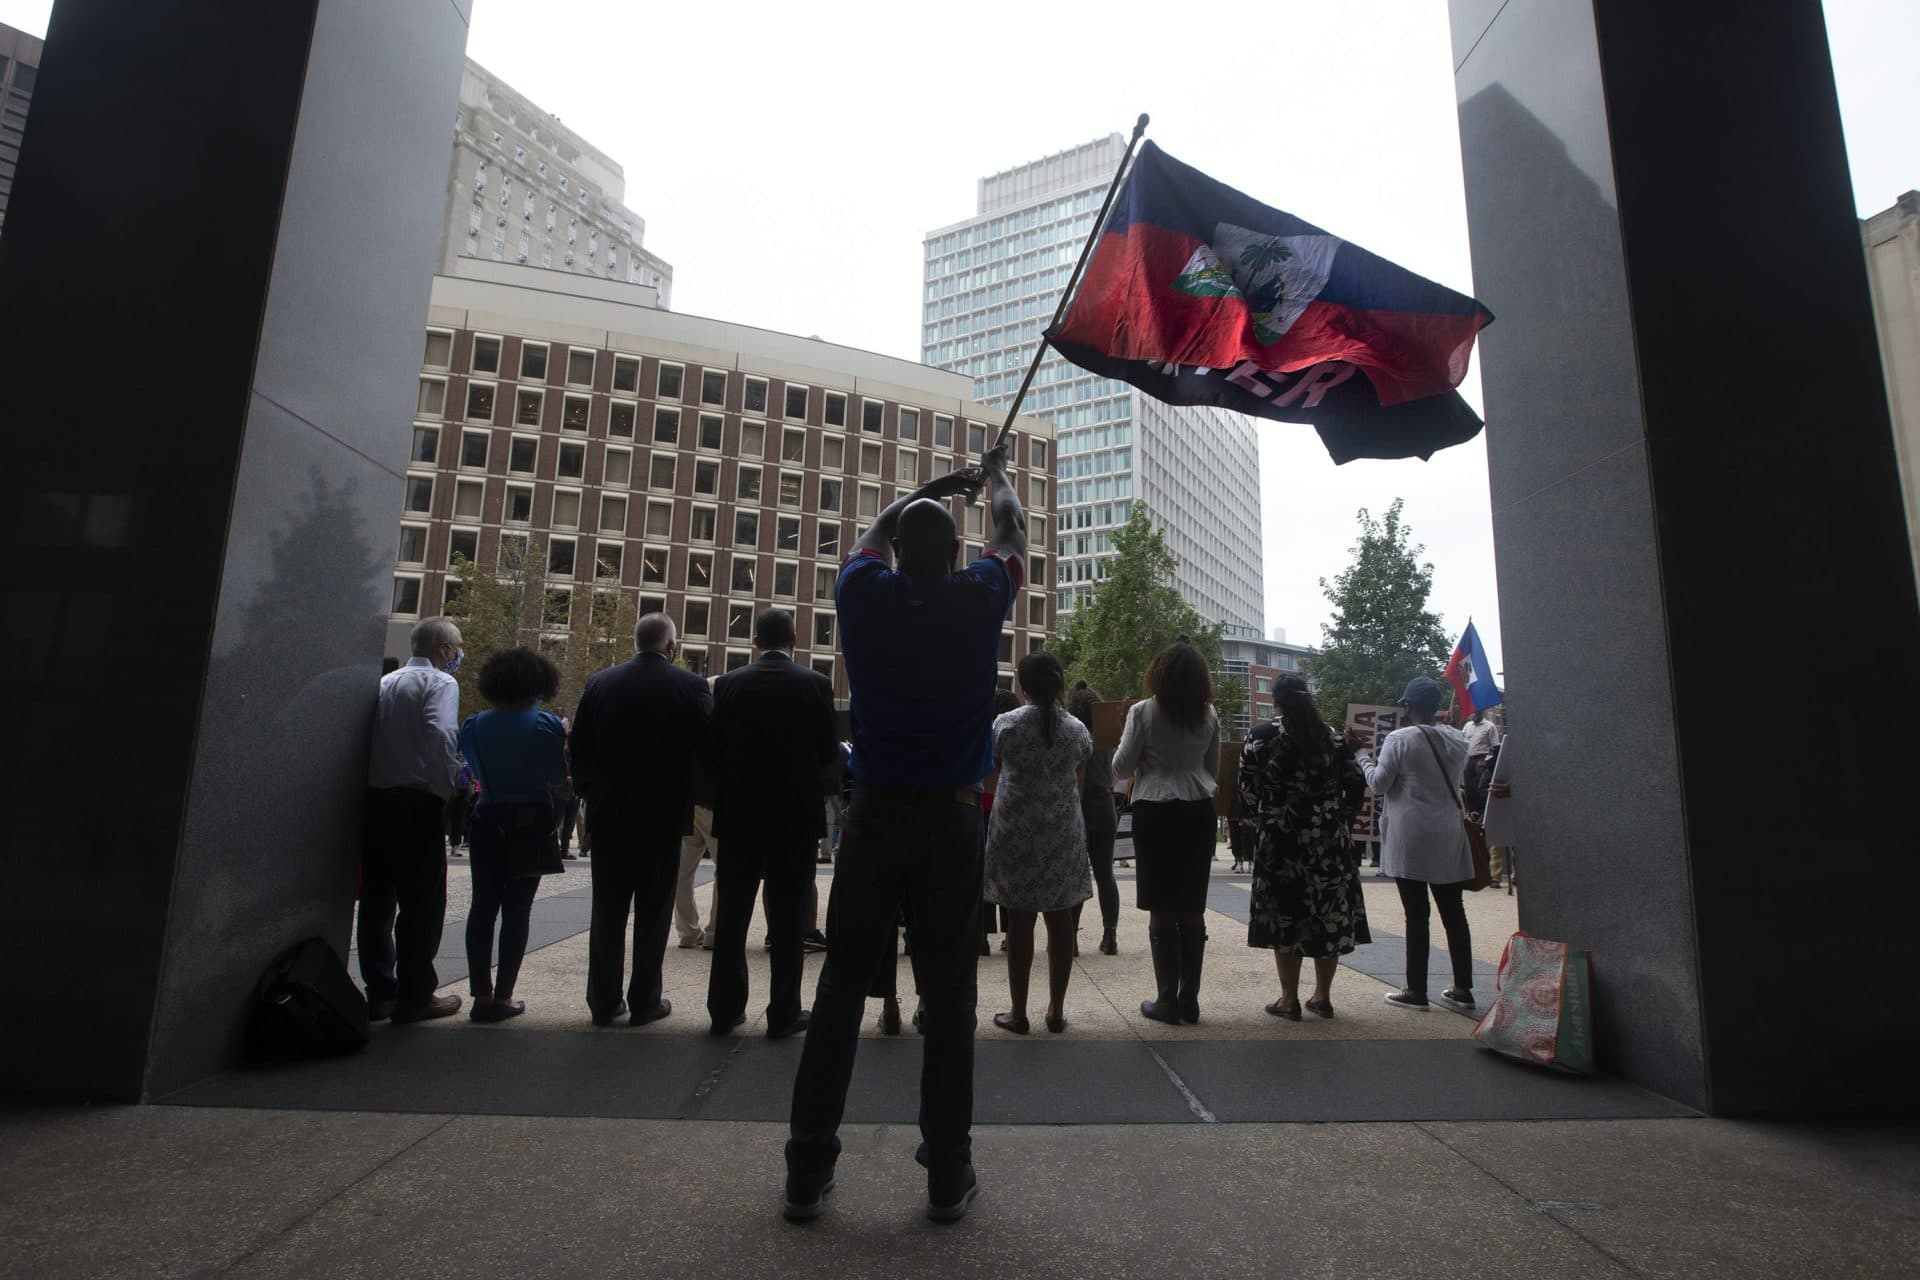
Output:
[
  {"xmin": 0, "ymin": 0, "xmax": 467, "ymax": 1099},
  {"xmin": 1450, "ymin": 0, "xmax": 1920, "ymax": 1112}
]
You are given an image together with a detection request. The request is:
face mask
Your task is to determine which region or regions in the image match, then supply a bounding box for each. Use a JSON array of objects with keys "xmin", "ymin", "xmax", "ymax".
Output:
[{"xmin": 445, "ymin": 648, "xmax": 465, "ymax": 675}]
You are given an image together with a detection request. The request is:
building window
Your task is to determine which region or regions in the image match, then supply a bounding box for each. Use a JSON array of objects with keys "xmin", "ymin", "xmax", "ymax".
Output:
[
  {"xmin": 1030, "ymin": 552, "xmax": 1047, "ymax": 587},
  {"xmin": 612, "ymin": 354, "xmax": 640, "ymax": 393},
  {"xmin": 423, "ymin": 330, "xmax": 452, "ymax": 368},
  {"xmin": 640, "ymin": 593, "xmax": 667, "ymax": 620},
  {"xmin": 552, "ymin": 490, "xmax": 582, "ymax": 528},
  {"xmin": 654, "ymin": 407, "xmax": 679, "ymax": 444},
  {"xmin": 965, "ymin": 503, "xmax": 984, "ymax": 536},
  {"xmin": 447, "ymin": 528, "xmax": 479, "ymax": 568},
  {"xmin": 819, "ymin": 478, "xmax": 842, "ymax": 512},
  {"xmin": 701, "ymin": 369, "xmax": 727, "ymax": 405},
  {"xmin": 558, "ymin": 441, "xmax": 585, "ymax": 479},
  {"xmin": 773, "ymin": 561, "xmax": 798, "ymax": 598},
  {"xmin": 782, "ymin": 428, "xmax": 806, "ymax": 464},
  {"xmin": 897, "ymin": 449, "xmax": 918, "ymax": 484},
  {"xmin": 600, "ymin": 494, "xmax": 627, "ymax": 534},
  {"xmin": 504, "ymin": 483, "xmax": 533, "ymax": 523},
  {"xmin": 609, "ymin": 400, "xmax": 637, "ymax": 437},
  {"xmin": 417, "ymin": 378, "xmax": 447, "ymax": 418},
  {"xmin": 649, "ymin": 454, "xmax": 677, "ymax": 491},
  {"xmin": 604, "ymin": 446, "xmax": 633, "ymax": 488},
  {"xmin": 563, "ymin": 394, "xmax": 590, "ymax": 432},
  {"xmin": 404, "ymin": 476, "xmax": 433, "ymax": 513},
  {"xmin": 567, "ymin": 349, "xmax": 595, "ymax": 387},
  {"xmin": 686, "ymin": 595, "xmax": 714, "ymax": 636},
  {"xmin": 725, "ymin": 647, "xmax": 752, "ymax": 672},
  {"xmin": 411, "ymin": 425, "xmax": 439, "ymax": 464},
  {"xmin": 899, "ymin": 408, "xmax": 919, "ymax": 441},
  {"xmin": 776, "ymin": 516, "xmax": 800, "ymax": 553},
  {"xmin": 859, "ymin": 443, "xmax": 882, "ymax": 476},
  {"xmin": 999, "ymin": 633, "xmax": 1014, "ymax": 664},
  {"xmin": 785, "ymin": 384, "xmax": 809, "ymax": 420},
  {"xmin": 453, "ymin": 479, "xmax": 484, "ymax": 520},
  {"xmin": 821, "ymin": 437, "xmax": 844, "ymax": 471},
  {"xmin": 549, "ymin": 537, "xmax": 577, "ymax": 578},
  {"xmin": 499, "ymin": 532, "xmax": 531, "ymax": 569},
  {"xmin": 1255, "ymin": 676, "xmax": 1273, "ymax": 693},
  {"xmin": 515, "ymin": 388, "xmax": 543, "ymax": 427},
  {"xmin": 740, "ymin": 421, "xmax": 765, "ymax": 458},
  {"xmin": 1028, "ymin": 596, "xmax": 1046, "ymax": 626},
  {"xmin": 397, "ymin": 525, "xmax": 428, "ymax": 565},
  {"xmin": 508, "ymin": 436, "xmax": 537, "ymax": 474},
  {"xmin": 934, "ymin": 415, "xmax": 953, "ymax": 448},
  {"xmin": 814, "ymin": 565, "xmax": 836, "ymax": 602},
  {"xmin": 735, "ymin": 510, "xmax": 760, "ymax": 549},
  {"xmin": 1030, "ymin": 438, "xmax": 1047, "ymax": 468},
  {"xmin": 968, "ymin": 422, "xmax": 987, "ymax": 453},
  {"xmin": 544, "ymin": 587, "xmax": 572, "ymax": 630},
  {"xmin": 818, "ymin": 522, "xmax": 840, "ymax": 559},
  {"xmin": 687, "ymin": 550, "xmax": 714, "ymax": 590},
  {"xmin": 689, "ymin": 414, "xmax": 721, "ymax": 451},
  {"xmin": 1029, "ymin": 476, "xmax": 1046, "ymax": 508},
  {"xmin": 811, "ymin": 656, "xmax": 834, "ymax": 682},
  {"xmin": 596, "ymin": 544, "xmax": 623, "ymax": 581},
  {"xmin": 472, "ymin": 335, "xmax": 501, "ymax": 374},
  {"xmin": 658, "ymin": 363, "xmax": 684, "ymax": 399},
  {"xmin": 861, "ymin": 399, "xmax": 883, "ymax": 434},
  {"xmin": 465, "ymin": 382, "xmax": 496, "ymax": 423},
  {"xmin": 813, "ymin": 612, "xmax": 835, "ymax": 648},
  {"xmin": 744, "ymin": 377, "xmax": 768, "ymax": 414},
  {"xmin": 778, "ymin": 472, "xmax": 803, "ymax": 509},
  {"xmin": 392, "ymin": 576, "xmax": 423, "ymax": 615},
  {"xmin": 640, "ymin": 545, "xmax": 669, "ymax": 586},
  {"xmin": 520, "ymin": 342, "xmax": 548, "ymax": 381},
  {"xmin": 730, "ymin": 555, "xmax": 756, "ymax": 594},
  {"xmin": 738, "ymin": 464, "xmax": 762, "ymax": 504},
  {"xmin": 824, "ymin": 391, "xmax": 848, "ymax": 428},
  {"xmin": 727, "ymin": 605, "xmax": 753, "ymax": 642},
  {"xmin": 689, "ymin": 505, "xmax": 717, "ymax": 543},
  {"xmin": 857, "ymin": 483, "xmax": 880, "ymax": 518}
]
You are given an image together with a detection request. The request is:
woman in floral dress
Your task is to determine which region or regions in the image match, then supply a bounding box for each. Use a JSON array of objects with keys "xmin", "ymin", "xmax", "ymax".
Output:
[
  {"xmin": 1238, "ymin": 676, "xmax": 1370, "ymax": 1020},
  {"xmin": 984, "ymin": 651, "xmax": 1092, "ymax": 1034}
]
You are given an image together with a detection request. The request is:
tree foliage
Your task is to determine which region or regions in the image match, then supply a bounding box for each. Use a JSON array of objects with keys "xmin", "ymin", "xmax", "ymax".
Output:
[
  {"xmin": 443, "ymin": 542, "xmax": 546, "ymax": 718},
  {"xmin": 1305, "ymin": 499, "xmax": 1451, "ymax": 721},
  {"xmin": 554, "ymin": 566, "xmax": 637, "ymax": 716},
  {"xmin": 1050, "ymin": 502, "xmax": 1227, "ymax": 713}
]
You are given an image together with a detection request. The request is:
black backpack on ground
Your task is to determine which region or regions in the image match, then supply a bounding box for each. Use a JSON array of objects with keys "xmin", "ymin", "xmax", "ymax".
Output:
[{"xmin": 247, "ymin": 937, "xmax": 371, "ymax": 1059}]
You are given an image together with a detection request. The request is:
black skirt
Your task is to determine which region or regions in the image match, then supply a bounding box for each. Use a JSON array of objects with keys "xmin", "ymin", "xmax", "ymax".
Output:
[{"xmin": 1130, "ymin": 797, "xmax": 1216, "ymax": 913}]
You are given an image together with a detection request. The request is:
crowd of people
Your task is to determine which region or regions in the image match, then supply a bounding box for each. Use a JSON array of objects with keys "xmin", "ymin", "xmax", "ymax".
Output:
[{"xmin": 359, "ymin": 435, "xmax": 1492, "ymax": 1224}]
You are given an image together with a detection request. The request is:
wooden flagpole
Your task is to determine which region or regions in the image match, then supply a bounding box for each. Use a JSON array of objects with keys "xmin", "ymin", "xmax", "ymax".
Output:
[{"xmin": 992, "ymin": 114, "xmax": 1149, "ymax": 452}]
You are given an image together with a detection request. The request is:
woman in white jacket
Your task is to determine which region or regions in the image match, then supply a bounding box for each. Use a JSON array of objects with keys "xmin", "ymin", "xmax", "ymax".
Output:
[{"xmin": 1349, "ymin": 677, "xmax": 1476, "ymax": 1013}]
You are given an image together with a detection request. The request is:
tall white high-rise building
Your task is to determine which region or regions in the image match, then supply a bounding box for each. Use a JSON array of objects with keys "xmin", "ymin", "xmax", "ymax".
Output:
[{"xmin": 922, "ymin": 135, "xmax": 1264, "ymax": 631}]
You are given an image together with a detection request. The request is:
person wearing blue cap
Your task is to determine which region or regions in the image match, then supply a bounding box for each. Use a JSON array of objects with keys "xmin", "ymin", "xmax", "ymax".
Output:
[{"xmin": 1346, "ymin": 676, "xmax": 1476, "ymax": 1013}]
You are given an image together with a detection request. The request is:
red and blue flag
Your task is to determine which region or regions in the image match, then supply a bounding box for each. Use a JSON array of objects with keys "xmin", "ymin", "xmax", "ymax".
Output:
[
  {"xmin": 1443, "ymin": 619, "xmax": 1502, "ymax": 718},
  {"xmin": 1048, "ymin": 142, "xmax": 1495, "ymax": 463}
]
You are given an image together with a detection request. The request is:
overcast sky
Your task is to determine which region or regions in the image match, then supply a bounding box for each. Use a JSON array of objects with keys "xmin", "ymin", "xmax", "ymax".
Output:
[{"xmin": 6, "ymin": 0, "xmax": 1912, "ymax": 678}]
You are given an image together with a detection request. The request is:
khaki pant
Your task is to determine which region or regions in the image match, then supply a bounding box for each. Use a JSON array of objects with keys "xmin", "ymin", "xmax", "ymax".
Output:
[
  {"xmin": 1489, "ymin": 845, "xmax": 1510, "ymax": 882},
  {"xmin": 675, "ymin": 806, "xmax": 718, "ymax": 944}
]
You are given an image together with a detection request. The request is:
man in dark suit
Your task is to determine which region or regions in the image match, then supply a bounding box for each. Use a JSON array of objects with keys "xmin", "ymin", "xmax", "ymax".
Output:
[
  {"xmin": 569, "ymin": 611, "xmax": 712, "ymax": 1026},
  {"xmin": 705, "ymin": 609, "xmax": 840, "ymax": 1040}
]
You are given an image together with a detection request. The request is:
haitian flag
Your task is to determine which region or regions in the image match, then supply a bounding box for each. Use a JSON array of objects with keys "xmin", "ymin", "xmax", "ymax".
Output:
[
  {"xmin": 1047, "ymin": 142, "xmax": 1494, "ymax": 463},
  {"xmin": 1443, "ymin": 619, "xmax": 1502, "ymax": 718}
]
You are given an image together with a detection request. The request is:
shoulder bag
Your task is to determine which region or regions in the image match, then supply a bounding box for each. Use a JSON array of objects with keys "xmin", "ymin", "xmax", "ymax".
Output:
[{"xmin": 1418, "ymin": 726, "xmax": 1492, "ymax": 891}]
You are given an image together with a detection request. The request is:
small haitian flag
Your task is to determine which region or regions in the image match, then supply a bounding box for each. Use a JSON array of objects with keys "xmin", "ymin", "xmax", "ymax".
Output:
[
  {"xmin": 1444, "ymin": 619, "xmax": 1502, "ymax": 718},
  {"xmin": 1048, "ymin": 142, "xmax": 1495, "ymax": 463}
]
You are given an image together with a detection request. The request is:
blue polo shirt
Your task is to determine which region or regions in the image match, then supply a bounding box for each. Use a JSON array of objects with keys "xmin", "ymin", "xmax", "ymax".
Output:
[{"xmin": 836, "ymin": 548, "xmax": 1022, "ymax": 791}]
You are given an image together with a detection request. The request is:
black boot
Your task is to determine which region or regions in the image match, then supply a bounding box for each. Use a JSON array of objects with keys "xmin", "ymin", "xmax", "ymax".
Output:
[
  {"xmin": 1099, "ymin": 927, "xmax": 1117, "ymax": 956},
  {"xmin": 1177, "ymin": 923, "xmax": 1207, "ymax": 1024},
  {"xmin": 1140, "ymin": 927, "xmax": 1181, "ymax": 1023}
]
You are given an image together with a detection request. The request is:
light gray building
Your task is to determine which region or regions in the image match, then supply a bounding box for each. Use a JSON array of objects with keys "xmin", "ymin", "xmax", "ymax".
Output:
[
  {"xmin": 0, "ymin": 21, "xmax": 41, "ymax": 237},
  {"xmin": 923, "ymin": 135, "xmax": 1265, "ymax": 632},
  {"xmin": 1863, "ymin": 190, "xmax": 1920, "ymax": 588},
  {"xmin": 444, "ymin": 58, "xmax": 672, "ymax": 304}
]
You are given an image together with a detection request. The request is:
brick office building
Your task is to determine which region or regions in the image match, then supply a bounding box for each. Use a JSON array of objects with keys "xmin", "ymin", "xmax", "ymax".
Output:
[{"xmin": 389, "ymin": 263, "xmax": 1055, "ymax": 695}]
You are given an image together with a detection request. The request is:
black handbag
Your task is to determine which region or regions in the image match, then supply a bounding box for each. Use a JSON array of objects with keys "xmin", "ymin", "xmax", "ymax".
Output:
[{"xmin": 467, "ymin": 717, "xmax": 566, "ymax": 879}]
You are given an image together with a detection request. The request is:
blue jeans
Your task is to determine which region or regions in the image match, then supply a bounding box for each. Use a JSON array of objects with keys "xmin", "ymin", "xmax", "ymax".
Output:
[{"xmin": 788, "ymin": 785, "xmax": 982, "ymax": 1178}]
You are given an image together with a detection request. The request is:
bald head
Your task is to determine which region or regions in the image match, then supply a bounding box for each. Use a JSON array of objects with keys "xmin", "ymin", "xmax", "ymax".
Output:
[
  {"xmin": 894, "ymin": 497, "xmax": 958, "ymax": 580},
  {"xmin": 634, "ymin": 611, "xmax": 677, "ymax": 654}
]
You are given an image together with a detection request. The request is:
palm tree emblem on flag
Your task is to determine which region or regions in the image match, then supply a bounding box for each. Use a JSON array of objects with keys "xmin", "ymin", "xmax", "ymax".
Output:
[{"xmin": 1171, "ymin": 225, "xmax": 1342, "ymax": 345}]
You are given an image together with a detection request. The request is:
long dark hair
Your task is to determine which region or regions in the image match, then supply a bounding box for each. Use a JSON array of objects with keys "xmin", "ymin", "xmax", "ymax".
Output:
[
  {"xmin": 1144, "ymin": 639, "xmax": 1212, "ymax": 732},
  {"xmin": 1274, "ymin": 675, "xmax": 1329, "ymax": 760},
  {"xmin": 1017, "ymin": 651, "xmax": 1066, "ymax": 744},
  {"xmin": 1067, "ymin": 679, "xmax": 1098, "ymax": 732}
]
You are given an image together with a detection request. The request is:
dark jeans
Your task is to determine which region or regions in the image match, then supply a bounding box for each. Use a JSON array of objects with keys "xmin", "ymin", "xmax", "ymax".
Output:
[
  {"xmin": 559, "ymin": 795, "xmax": 582, "ymax": 853},
  {"xmin": 1394, "ymin": 877, "xmax": 1474, "ymax": 997},
  {"xmin": 358, "ymin": 787, "xmax": 449, "ymax": 1006},
  {"xmin": 789, "ymin": 786, "xmax": 982, "ymax": 1179},
  {"xmin": 709, "ymin": 836, "xmax": 815, "ymax": 1027},
  {"xmin": 445, "ymin": 790, "xmax": 472, "ymax": 851},
  {"xmin": 1084, "ymin": 817, "xmax": 1119, "ymax": 930},
  {"xmin": 586, "ymin": 821, "xmax": 681, "ymax": 1018},
  {"xmin": 465, "ymin": 822, "xmax": 540, "ymax": 1003}
]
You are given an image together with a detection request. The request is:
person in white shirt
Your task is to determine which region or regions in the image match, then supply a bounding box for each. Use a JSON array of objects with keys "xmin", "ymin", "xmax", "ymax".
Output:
[
  {"xmin": 1462, "ymin": 709, "xmax": 1501, "ymax": 761},
  {"xmin": 360, "ymin": 617, "xmax": 464, "ymax": 1024},
  {"xmin": 1348, "ymin": 677, "xmax": 1477, "ymax": 1014}
]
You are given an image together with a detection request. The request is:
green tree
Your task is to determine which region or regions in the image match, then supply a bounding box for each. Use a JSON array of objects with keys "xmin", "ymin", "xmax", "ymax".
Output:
[
  {"xmin": 443, "ymin": 539, "xmax": 546, "ymax": 717},
  {"xmin": 1051, "ymin": 502, "xmax": 1227, "ymax": 709},
  {"xmin": 554, "ymin": 564, "xmax": 637, "ymax": 714},
  {"xmin": 1305, "ymin": 499, "xmax": 1451, "ymax": 721}
]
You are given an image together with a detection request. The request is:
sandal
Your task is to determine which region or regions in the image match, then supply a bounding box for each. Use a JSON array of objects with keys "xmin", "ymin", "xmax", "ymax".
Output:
[
  {"xmin": 1304, "ymin": 997, "xmax": 1334, "ymax": 1019},
  {"xmin": 1264, "ymin": 998, "xmax": 1303, "ymax": 1021},
  {"xmin": 992, "ymin": 1011, "xmax": 1030, "ymax": 1035}
]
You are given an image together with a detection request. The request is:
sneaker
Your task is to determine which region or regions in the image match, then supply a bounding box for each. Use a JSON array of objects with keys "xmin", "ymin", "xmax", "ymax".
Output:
[
  {"xmin": 802, "ymin": 930, "xmax": 829, "ymax": 954},
  {"xmin": 926, "ymin": 1163, "xmax": 979, "ymax": 1223},
  {"xmin": 1384, "ymin": 989, "xmax": 1430, "ymax": 1011},
  {"xmin": 698, "ymin": 932, "xmax": 716, "ymax": 951},
  {"xmin": 782, "ymin": 1169, "xmax": 836, "ymax": 1223},
  {"xmin": 1434, "ymin": 988, "xmax": 1476, "ymax": 1015},
  {"xmin": 676, "ymin": 934, "xmax": 702, "ymax": 949}
]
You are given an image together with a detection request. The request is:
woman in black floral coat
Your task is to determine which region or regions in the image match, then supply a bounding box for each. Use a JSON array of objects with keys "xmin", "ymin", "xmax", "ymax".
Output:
[{"xmin": 1238, "ymin": 676, "xmax": 1370, "ymax": 1020}]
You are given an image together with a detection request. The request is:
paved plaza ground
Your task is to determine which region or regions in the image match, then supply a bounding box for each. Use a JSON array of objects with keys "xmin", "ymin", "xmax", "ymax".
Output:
[{"xmin": 5, "ymin": 846, "xmax": 1916, "ymax": 1277}]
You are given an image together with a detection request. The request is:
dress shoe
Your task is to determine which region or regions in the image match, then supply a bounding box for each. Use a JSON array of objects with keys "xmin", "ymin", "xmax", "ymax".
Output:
[
  {"xmin": 365, "ymin": 997, "xmax": 397, "ymax": 1023},
  {"xmin": 591, "ymin": 999, "xmax": 629, "ymax": 1027},
  {"xmin": 802, "ymin": 930, "xmax": 829, "ymax": 954},
  {"xmin": 926, "ymin": 1163, "xmax": 979, "ymax": 1223},
  {"xmin": 709, "ymin": 1012, "xmax": 746, "ymax": 1036},
  {"xmin": 390, "ymin": 993, "xmax": 461, "ymax": 1024},
  {"xmin": 1098, "ymin": 929, "xmax": 1118, "ymax": 956},
  {"xmin": 767, "ymin": 1010, "xmax": 811, "ymax": 1040},
  {"xmin": 629, "ymin": 999, "xmax": 673, "ymax": 1026},
  {"xmin": 782, "ymin": 1167, "xmax": 836, "ymax": 1223},
  {"xmin": 471, "ymin": 999, "xmax": 525, "ymax": 1023}
]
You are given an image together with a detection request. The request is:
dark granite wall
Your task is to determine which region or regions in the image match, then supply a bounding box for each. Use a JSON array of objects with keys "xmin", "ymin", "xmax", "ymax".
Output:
[
  {"xmin": 1451, "ymin": 0, "xmax": 1920, "ymax": 1113},
  {"xmin": 0, "ymin": 0, "xmax": 468, "ymax": 1100}
]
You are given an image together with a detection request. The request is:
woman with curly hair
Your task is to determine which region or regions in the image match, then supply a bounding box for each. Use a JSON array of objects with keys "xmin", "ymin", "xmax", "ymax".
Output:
[
  {"xmin": 456, "ymin": 646, "xmax": 569, "ymax": 1023},
  {"xmin": 1113, "ymin": 639, "xmax": 1221, "ymax": 1024},
  {"xmin": 1238, "ymin": 676, "xmax": 1370, "ymax": 1019}
]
